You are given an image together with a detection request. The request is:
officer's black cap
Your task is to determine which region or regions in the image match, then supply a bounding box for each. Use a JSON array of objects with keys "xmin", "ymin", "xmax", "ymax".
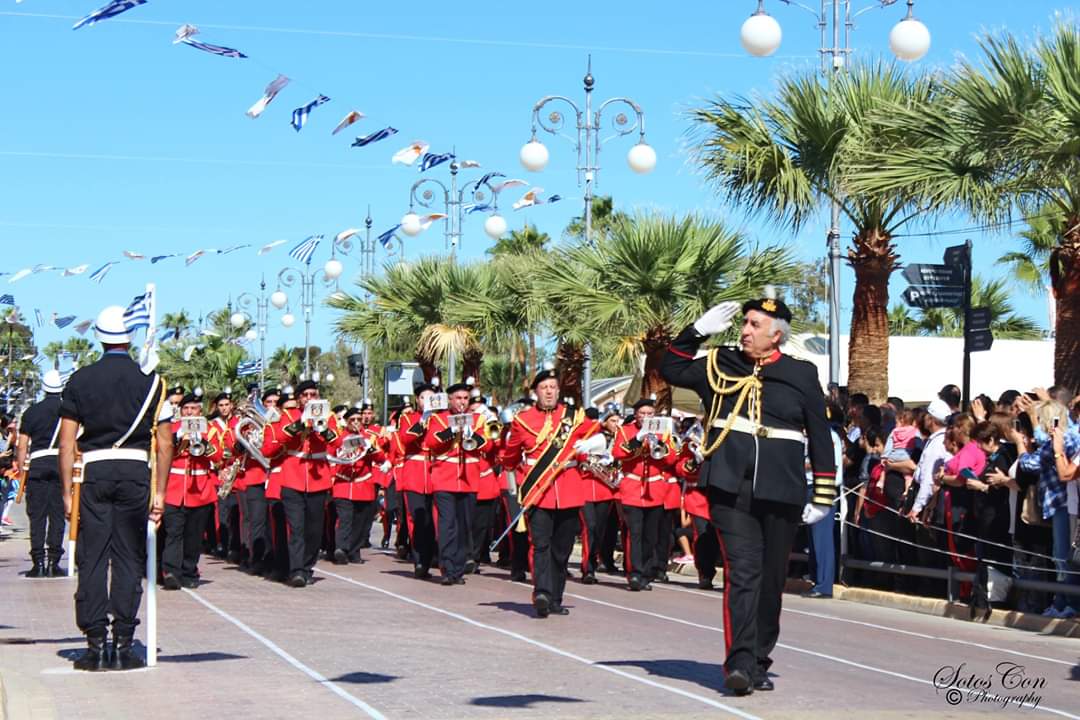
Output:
[
  {"xmin": 343, "ymin": 407, "xmax": 362, "ymax": 419},
  {"xmin": 213, "ymin": 391, "xmax": 232, "ymax": 404},
  {"xmin": 295, "ymin": 380, "xmax": 319, "ymax": 395},
  {"xmin": 357, "ymin": 400, "xmax": 374, "ymax": 411},
  {"xmin": 742, "ymin": 297, "xmax": 792, "ymax": 323},
  {"xmin": 332, "ymin": 404, "xmax": 348, "ymax": 414},
  {"xmin": 585, "ymin": 407, "xmax": 600, "ymax": 420},
  {"xmin": 632, "ymin": 397, "xmax": 656, "ymax": 411},
  {"xmin": 180, "ymin": 393, "xmax": 201, "ymax": 407},
  {"xmin": 167, "ymin": 385, "xmax": 185, "ymax": 397},
  {"xmin": 446, "ymin": 382, "xmax": 470, "ymax": 394},
  {"xmin": 414, "ymin": 382, "xmax": 436, "ymax": 396},
  {"xmin": 531, "ymin": 367, "xmax": 559, "ymax": 389},
  {"xmin": 262, "ymin": 388, "xmax": 281, "ymax": 402}
]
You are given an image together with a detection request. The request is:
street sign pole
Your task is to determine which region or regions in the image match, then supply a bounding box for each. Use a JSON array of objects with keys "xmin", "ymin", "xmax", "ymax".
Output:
[{"xmin": 960, "ymin": 239, "xmax": 973, "ymax": 411}]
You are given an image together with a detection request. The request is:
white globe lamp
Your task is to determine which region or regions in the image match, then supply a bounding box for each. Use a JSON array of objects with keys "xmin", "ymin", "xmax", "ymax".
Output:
[
  {"xmin": 740, "ymin": 8, "xmax": 782, "ymax": 57},
  {"xmin": 484, "ymin": 214, "xmax": 508, "ymax": 240},
  {"xmin": 229, "ymin": 312, "xmax": 246, "ymax": 329},
  {"xmin": 519, "ymin": 140, "xmax": 549, "ymax": 172},
  {"xmin": 281, "ymin": 313, "xmax": 295, "ymax": 328},
  {"xmin": 889, "ymin": 16, "xmax": 931, "ymax": 61},
  {"xmin": 401, "ymin": 212, "xmax": 423, "ymax": 237},
  {"xmin": 270, "ymin": 290, "xmax": 288, "ymax": 310},
  {"xmin": 627, "ymin": 142, "xmax": 657, "ymax": 174},
  {"xmin": 324, "ymin": 257, "xmax": 344, "ymax": 280},
  {"xmin": 244, "ymin": 329, "xmax": 258, "ymax": 341}
]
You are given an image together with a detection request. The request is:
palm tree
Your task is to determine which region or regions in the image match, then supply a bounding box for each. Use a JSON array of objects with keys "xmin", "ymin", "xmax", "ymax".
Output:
[
  {"xmin": 852, "ymin": 24, "xmax": 1080, "ymax": 388},
  {"xmin": 887, "ymin": 304, "xmax": 919, "ymax": 336},
  {"xmin": 563, "ymin": 195, "xmax": 625, "ymax": 243},
  {"xmin": 997, "ymin": 205, "xmax": 1061, "ymax": 296},
  {"xmin": 690, "ymin": 60, "xmax": 948, "ymax": 402},
  {"xmin": 537, "ymin": 214, "xmax": 798, "ymax": 410},
  {"xmin": 161, "ymin": 310, "xmax": 192, "ymax": 342},
  {"xmin": 62, "ymin": 337, "xmax": 98, "ymax": 368},
  {"xmin": 486, "ymin": 224, "xmax": 551, "ymax": 258},
  {"xmin": 43, "ymin": 341, "xmax": 65, "ymax": 370}
]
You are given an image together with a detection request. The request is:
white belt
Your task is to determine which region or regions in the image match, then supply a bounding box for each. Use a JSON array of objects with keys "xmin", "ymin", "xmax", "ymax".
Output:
[
  {"xmin": 711, "ymin": 415, "xmax": 804, "ymax": 443},
  {"xmin": 29, "ymin": 449, "xmax": 59, "ymax": 461},
  {"xmin": 170, "ymin": 468, "xmax": 208, "ymax": 476},
  {"xmin": 479, "ymin": 469, "xmax": 494, "ymax": 477},
  {"xmin": 433, "ymin": 455, "xmax": 479, "ymax": 463},
  {"xmin": 287, "ymin": 450, "xmax": 328, "ymax": 460},
  {"xmin": 82, "ymin": 448, "xmax": 150, "ymax": 464},
  {"xmin": 335, "ymin": 472, "xmax": 372, "ymax": 483},
  {"xmin": 405, "ymin": 454, "xmax": 428, "ymax": 462},
  {"xmin": 623, "ymin": 473, "xmax": 664, "ymax": 483}
]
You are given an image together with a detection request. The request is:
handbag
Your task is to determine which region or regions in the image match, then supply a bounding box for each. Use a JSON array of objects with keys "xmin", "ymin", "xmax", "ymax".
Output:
[{"xmin": 1020, "ymin": 485, "xmax": 1050, "ymax": 527}]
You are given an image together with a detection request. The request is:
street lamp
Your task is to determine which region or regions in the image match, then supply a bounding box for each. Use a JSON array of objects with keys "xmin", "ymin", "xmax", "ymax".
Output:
[
  {"xmin": 740, "ymin": 0, "xmax": 931, "ymax": 388},
  {"xmin": 520, "ymin": 56, "xmax": 655, "ymax": 407},
  {"xmin": 402, "ymin": 160, "xmax": 508, "ymax": 383},
  {"xmin": 275, "ymin": 239, "xmax": 350, "ymax": 377},
  {"xmin": 235, "ymin": 276, "xmax": 271, "ymax": 392}
]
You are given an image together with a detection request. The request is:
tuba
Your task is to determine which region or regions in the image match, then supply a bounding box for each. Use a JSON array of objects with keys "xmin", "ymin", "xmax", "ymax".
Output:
[{"xmin": 217, "ymin": 398, "xmax": 274, "ymax": 499}]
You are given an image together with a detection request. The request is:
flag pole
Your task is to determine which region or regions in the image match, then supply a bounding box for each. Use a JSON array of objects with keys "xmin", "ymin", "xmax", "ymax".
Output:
[{"xmin": 144, "ymin": 282, "xmax": 159, "ymax": 667}]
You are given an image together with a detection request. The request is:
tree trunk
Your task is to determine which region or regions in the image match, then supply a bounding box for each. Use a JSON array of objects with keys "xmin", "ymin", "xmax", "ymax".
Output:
[
  {"xmin": 642, "ymin": 326, "xmax": 673, "ymax": 413},
  {"xmin": 1052, "ymin": 216, "xmax": 1080, "ymax": 390},
  {"xmin": 846, "ymin": 228, "xmax": 897, "ymax": 404},
  {"xmin": 555, "ymin": 341, "xmax": 584, "ymax": 407},
  {"xmin": 416, "ymin": 355, "xmax": 439, "ymax": 383}
]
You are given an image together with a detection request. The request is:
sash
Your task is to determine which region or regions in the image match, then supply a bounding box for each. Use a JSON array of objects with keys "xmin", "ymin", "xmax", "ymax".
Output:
[{"xmin": 519, "ymin": 407, "xmax": 596, "ymax": 507}]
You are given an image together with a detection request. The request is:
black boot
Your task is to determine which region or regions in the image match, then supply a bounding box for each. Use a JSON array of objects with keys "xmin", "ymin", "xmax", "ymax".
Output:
[
  {"xmin": 110, "ymin": 632, "xmax": 145, "ymax": 671},
  {"xmin": 47, "ymin": 554, "xmax": 64, "ymax": 577},
  {"xmin": 26, "ymin": 559, "xmax": 47, "ymax": 578},
  {"xmin": 73, "ymin": 634, "xmax": 108, "ymax": 672}
]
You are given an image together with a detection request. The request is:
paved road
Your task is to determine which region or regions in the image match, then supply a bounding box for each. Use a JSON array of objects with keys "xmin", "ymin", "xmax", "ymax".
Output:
[{"xmin": 1, "ymin": 508, "xmax": 1078, "ymax": 719}]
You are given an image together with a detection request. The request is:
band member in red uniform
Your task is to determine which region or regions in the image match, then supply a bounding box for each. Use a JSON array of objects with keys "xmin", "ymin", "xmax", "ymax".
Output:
[
  {"xmin": 261, "ymin": 389, "xmax": 290, "ymax": 581},
  {"xmin": 468, "ymin": 392, "xmax": 501, "ymax": 574},
  {"xmin": 675, "ymin": 431, "xmax": 719, "ymax": 590},
  {"xmin": 662, "ymin": 295, "xmax": 836, "ymax": 696},
  {"xmin": 162, "ymin": 393, "xmax": 220, "ymax": 589},
  {"xmin": 501, "ymin": 365, "xmax": 597, "ymax": 618},
  {"xmin": 208, "ymin": 390, "xmax": 242, "ymax": 563},
  {"xmin": 578, "ymin": 404, "xmax": 621, "ymax": 585},
  {"xmin": 331, "ymin": 407, "xmax": 383, "ymax": 564},
  {"xmin": 612, "ymin": 397, "xmax": 678, "ymax": 591},
  {"xmin": 424, "ymin": 381, "xmax": 486, "ymax": 585},
  {"xmin": 268, "ymin": 379, "xmax": 342, "ymax": 588},
  {"xmin": 395, "ymin": 382, "xmax": 437, "ymax": 579}
]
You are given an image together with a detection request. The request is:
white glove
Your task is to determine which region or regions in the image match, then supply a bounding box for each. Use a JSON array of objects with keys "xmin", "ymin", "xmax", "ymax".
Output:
[
  {"xmin": 574, "ymin": 434, "xmax": 607, "ymax": 455},
  {"xmin": 379, "ymin": 461, "xmax": 391, "ymax": 474},
  {"xmin": 635, "ymin": 425, "xmax": 650, "ymax": 442},
  {"xmin": 802, "ymin": 503, "xmax": 831, "ymax": 525},
  {"xmin": 693, "ymin": 301, "xmax": 741, "ymax": 336}
]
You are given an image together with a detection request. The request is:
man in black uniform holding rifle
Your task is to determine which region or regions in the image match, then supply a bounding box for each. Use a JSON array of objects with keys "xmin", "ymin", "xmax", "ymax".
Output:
[{"xmin": 662, "ymin": 293, "xmax": 836, "ymax": 696}]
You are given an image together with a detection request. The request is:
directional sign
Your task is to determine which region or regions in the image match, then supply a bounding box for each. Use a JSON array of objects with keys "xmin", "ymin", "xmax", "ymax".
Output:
[
  {"xmin": 903, "ymin": 284, "xmax": 964, "ymax": 309},
  {"xmin": 967, "ymin": 307, "xmax": 991, "ymax": 332},
  {"xmin": 943, "ymin": 243, "xmax": 968, "ymax": 268},
  {"xmin": 967, "ymin": 329, "xmax": 994, "ymax": 352},
  {"xmin": 902, "ymin": 263, "xmax": 963, "ymax": 287}
]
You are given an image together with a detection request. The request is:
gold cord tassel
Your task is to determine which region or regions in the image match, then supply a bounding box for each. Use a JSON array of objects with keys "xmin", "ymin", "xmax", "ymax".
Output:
[{"xmin": 700, "ymin": 350, "xmax": 763, "ymax": 458}]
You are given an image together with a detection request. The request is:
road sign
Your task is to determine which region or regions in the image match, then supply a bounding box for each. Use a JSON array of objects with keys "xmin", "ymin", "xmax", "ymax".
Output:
[
  {"xmin": 943, "ymin": 244, "xmax": 968, "ymax": 268},
  {"xmin": 902, "ymin": 284, "xmax": 964, "ymax": 309},
  {"xmin": 967, "ymin": 307, "xmax": 991, "ymax": 332},
  {"xmin": 902, "ymin": 263, "xmax": 963, "ymax": 287},
  {"xmin": 967, "ymin": 329, "xmax": 994, "ymax": 352}
]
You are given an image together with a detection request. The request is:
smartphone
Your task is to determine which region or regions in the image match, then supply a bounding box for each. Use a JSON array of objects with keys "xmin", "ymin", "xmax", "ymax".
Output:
[{"xmin": 1053, "ymin": 417, "xmax": 1060, "ymax": 430}]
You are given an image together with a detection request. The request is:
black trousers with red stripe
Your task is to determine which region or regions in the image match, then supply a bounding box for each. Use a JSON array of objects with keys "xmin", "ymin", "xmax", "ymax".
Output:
[
  {"xmin": 709, "ymin": 481, "xmax": 800, "ymax": 679},
  {"xmin": 691, "ymin": 515, "xmax": 719, "ymax": 584},
  {"xmin": 622, "ymin": 504, "xmax": 663, "ymax": 583},
  {"xmin": 404, "ymin": 491, "xmax": 436, "ymax": 571},
  {"xmin": 580, "ymin": 500, "xmax": 615, "ymax": 575},
  {"xmin": 528, "ymin": 507, "xmax": 579, "ymax": 605}
]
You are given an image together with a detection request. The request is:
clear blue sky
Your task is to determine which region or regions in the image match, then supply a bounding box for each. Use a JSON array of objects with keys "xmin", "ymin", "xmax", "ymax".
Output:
[{"xmin": 0, "ymin": 0, "xmax": 1067, "ymax": 369}]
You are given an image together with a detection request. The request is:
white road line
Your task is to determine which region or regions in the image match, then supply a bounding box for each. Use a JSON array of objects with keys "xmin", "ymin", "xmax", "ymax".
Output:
[
  {"xmin": 315, "ymin": 568, "xmax": 762, "ymax": 720},
  {"xmin": 560, "ymin": 586, "xmax": 1080, "ymax": 719},
  {"xmin": 182, "ymin": 588, "xmax": 386, "ymax": 720},
  {"xmin": 651, "ymin": 581, "xmax": 1078, "ymax": 668}
]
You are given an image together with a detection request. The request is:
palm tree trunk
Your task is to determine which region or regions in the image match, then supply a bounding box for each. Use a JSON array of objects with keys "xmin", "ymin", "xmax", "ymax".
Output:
[
  {"xmin": 642, "ymin": 326, "xmax": 673, "ymax": 413},
  {"xmin": 555, "ymin": 341, "xmax": 584, "ymax": 407},
  {"xmin": 416, "ymin": 355, "xmax": 438, "ymax": 383},
  {"xmin": 506, "ymin": 341, "xmax": 518, "ymax": 400},
  {"xmin": 462, "ymin": 349, "xmax": 483, "ymax": 386},
  {"xmin": 846, "ymin": 229, "xmax": 897, "ymax": 404},
  {"xmin": 1052, "ymin": 217, "xmax": 1080, "ymax": 389}
]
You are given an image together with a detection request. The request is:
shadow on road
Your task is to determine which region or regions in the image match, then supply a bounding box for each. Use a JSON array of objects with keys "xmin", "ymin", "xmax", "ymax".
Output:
[
  {"xmin": 470, "ymin": 694, "xmax": 585, "ymax": 708},
  {"xmin": 160, "ymin": 652, "xmax": 248, "ymax": 663},
  {"xmin": 599, "ymin": 658, "xmax": 728, "ymax": 693},
  {"xmin": 476, "ymin": 601, "xmax": 539, "ymax": 618},
  {"xmin": 327, "ymin": 671, "xmax": 400, "ymax": 684}
]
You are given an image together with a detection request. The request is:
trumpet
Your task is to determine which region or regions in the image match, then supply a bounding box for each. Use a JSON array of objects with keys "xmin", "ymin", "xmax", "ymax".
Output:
[
  {"xmin": 461, "ymin": 431, "xmax": 480, "ymax": 452},
  {"xmin": 189, "ymin": 436, "xmax": 208, "ymax": 457},
  {"xmin": 646, "ymin": 434, "xmax": 668, "ymax": 460}
]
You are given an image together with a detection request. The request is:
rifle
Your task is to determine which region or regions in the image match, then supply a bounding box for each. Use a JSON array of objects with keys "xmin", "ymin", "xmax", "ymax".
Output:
[{"xmin": 67, "ymin": 451, "xmax": 83, "ymax": 577}]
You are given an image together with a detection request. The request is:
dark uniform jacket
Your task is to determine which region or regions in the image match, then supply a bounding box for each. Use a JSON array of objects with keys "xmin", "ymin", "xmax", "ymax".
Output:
[
  {"xmin": 20, "ymin": 394, "xmax": 62, "ymax": 477},
  {"xmin": 660, "ymin": 325, "xmax": 836, "ymax": 507}
]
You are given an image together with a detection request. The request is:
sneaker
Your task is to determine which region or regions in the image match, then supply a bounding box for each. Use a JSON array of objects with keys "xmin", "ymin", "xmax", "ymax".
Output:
[
  {"xmin": 1042, "ymin": 605, "xmax": 1061, "ymax": 618},
  {"xmin": 1, "ymin": 517, "xmax": 13, "ymax": 526},
  {"xmin": 673, "ymin": 554, "xmax": 694, "ymax": 565},
  {"xmin": 1058, "ymin": 606, "xmax": 1077, "ymax": 620}
]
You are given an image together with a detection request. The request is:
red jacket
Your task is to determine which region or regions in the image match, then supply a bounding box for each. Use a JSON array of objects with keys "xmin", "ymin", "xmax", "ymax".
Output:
[
  {"xmin": 499, "ymin": 404, "xmax": 597, "ymax": 510},
  {"xmin": 675, "ymin": 446, "xmax": 709, "ymax": 520},
  {"xmin": 331, "ymin": 426, "xmax": 384, "ymax": 501},
  {"xmin": 266, "ymin": 406, "xmax": 343, "ymax": 494},
  {"xmin": 394, "ymin": 408, "xmax": 431, "ymax": 495},
  {"xmin": 165, "ymin": 419, "xmax": 219, "ymax": 508},
  {"xmin": 612, "ymin": 420, "xmax": 677, "ymax": 508},
  {"xmin": 579, "ymin": 431, "xmax": 617, "ymax": 503},
  {"xmin": 476, "ymin": 441, "xmax": 501, "ymax": 501},
  {"xmin": 423, "ymin": 410, "xmax": 486, "ymax": 493}
]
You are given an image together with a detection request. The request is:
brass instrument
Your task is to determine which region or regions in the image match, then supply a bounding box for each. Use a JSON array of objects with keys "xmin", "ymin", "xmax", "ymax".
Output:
[
  {"xmin": 647, "ymin": 434, "xmax": 668, "ymax": 460},
  {"xmin": 577, "ymin": 434, "xmax": 621, "ymax": 490},
  {"xmin": 328, "ymin": 433, "xmax": 370, "ymax": 465},
  {"xmin": 303, "ymin": 399, "xmax": 331, "ymax": 433},
  {"xmin": 218, "ymin": 400, "xmax": 272, "ymax": 499}
]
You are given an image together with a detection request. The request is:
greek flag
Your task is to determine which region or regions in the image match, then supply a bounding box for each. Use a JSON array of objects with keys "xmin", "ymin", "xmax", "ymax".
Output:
[
  {"xmin": 34, "ymin": 309, "xmax": 44, "ymax": 327},
  {"xmin": 419, "ymin": 152, "xmax": 454, "ymax": 173},
  {"xmin": 290, "ymin": 94, "xmax": 331, "ymax": 132},
  {"xmin": 72, "ymin": 0, "xmax": 146, "ymax": 30},
  {"xmin": 475, "ymin": 171, "xmax": 504, "ymax": 189},
  {"xmin": 0, "ymin": 294, "xmax": 13, "ymax": 305},
  {"xmin": 58, "ymin": 368, "xmax": 76, "ymax": 383},
  {"xmin": 351, "ymin": 126, "xmax": 398, "ymax": 148},
  {"xmin": 377, "ymin": 225, "xmax": 400, "ymax": 249},
  {"xmin": 88, "ymin": 262, "xmax": 115, "ymax": 283},
  {"xmin": 462, "ymin": 203, "xmax": 492, "ymax": 215},
  {"xmin": 54, "ymin": 315, "xmax": 76, "ymax": 329},
  {"xmin": 123, "ymin": 291, "xmax": 151, "ymax": 332},
  {"xmin": 289, "ymin": 236, "xmax": 322, "ymax": 265},
  {"xmin": 237, "ymin": 359, "xmax": 262, "ymax": 377}
]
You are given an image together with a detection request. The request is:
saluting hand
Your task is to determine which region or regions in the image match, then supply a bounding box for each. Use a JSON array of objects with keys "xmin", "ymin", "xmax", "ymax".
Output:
[{"xmin": 693, "ymin": 301, "xmax": 741, "ymax": 337}]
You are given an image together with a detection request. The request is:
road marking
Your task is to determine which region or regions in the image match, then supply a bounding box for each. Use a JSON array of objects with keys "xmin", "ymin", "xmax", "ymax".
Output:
[
  {"xmin": 316, "ymin": 568, "xmax": 762, "ymax": 720},
  {"xmin": 182, "ymin": 588, "xmax": 386, "ymax": 720},
  {"xmin": 651, "ymin": 581, "xmax": 1078, "ymax": 667},
  {"xmin": 559, "ymin": 585, "xmax": 1080, "ymax": 719}
]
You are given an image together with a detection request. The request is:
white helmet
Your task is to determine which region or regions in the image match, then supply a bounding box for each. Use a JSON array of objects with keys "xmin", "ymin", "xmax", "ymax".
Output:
[
  {"xmin": 42, "ymin": 369, "xmax": 65, "ymax": 394},
  {"xmin": 94, "ymin": 305, "xmax": 131, "ymax": 344}
]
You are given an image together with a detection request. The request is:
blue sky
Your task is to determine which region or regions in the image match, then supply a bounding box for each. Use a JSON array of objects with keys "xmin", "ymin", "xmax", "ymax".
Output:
[{"xmin": 0, "ymin": 0, "xmax": 1067, "ymax": 368}]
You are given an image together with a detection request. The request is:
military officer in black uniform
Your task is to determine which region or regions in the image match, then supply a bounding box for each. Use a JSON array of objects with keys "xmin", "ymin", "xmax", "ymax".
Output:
[
  {"xmin": 662, "ymin": 295, "xmax": 836, "ymax": 696},
  {"xmin": 59, "ymin": 305, "xmax": 173, "ymax": 671},
  {"xmin": 16, "ymin": 369, "xmax": 67, "ymax": 577}
]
